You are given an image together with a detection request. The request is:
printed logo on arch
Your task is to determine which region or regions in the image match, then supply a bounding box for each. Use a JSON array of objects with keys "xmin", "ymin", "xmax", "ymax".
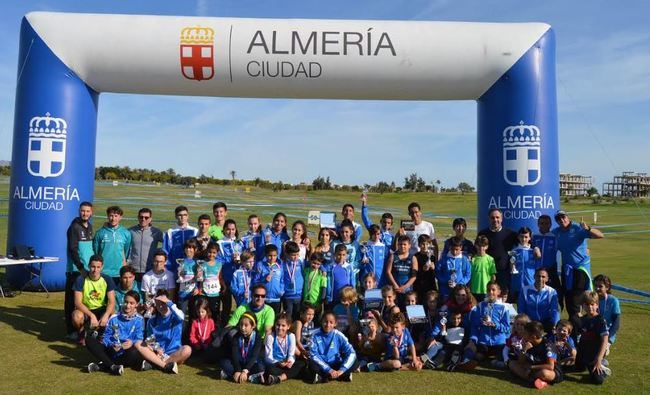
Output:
[
  {"xmin": 180, "ymin": 26, "xmax": 215, "ymax": 81},
  {"xmin": 27, "ymin": 112, "xmax": 67, "ymax": 179},
  {"xmin": 502, "ymin": 121, "xmax": 541, "ymax": 187}
]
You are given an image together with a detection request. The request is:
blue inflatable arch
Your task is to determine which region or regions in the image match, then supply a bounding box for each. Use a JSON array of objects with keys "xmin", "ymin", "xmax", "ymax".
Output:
[{"xmin": 8, "ymin": 12, "xmax": 559, "ymax": 290}]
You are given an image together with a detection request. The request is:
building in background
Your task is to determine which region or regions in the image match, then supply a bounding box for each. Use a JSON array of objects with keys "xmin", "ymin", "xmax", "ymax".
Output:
[
  {"xmin": 560, "ymin": 173, "xmax": 594, "ymax": 196},
  {"xmin": 602, "ymin": 172, "xmax": 650, "ymax": 197}
]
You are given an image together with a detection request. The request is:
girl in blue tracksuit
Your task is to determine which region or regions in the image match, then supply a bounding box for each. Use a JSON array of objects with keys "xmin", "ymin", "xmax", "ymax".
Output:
[
  {"xmin": 462, "ymin": 282, "xmax": 511, "ymax": 367},
  {"xmin": 264, "ymin": 212, "xmax": 290, "ymax": 258},
  {"xmin": 219, "ymin": 312, "xmax": 265, "ymax": 383},
  {"xmin": 231, "ymin": 251, "xmax": 254, "ymax": 307},
  {"xmin": 242, "ymin": 214, "xmax": 266, "ymax": 262},
  {"xmin": 263, "ymin": 313, "xmax": 306, "ymax": 385},
  {"xmin": 436, "ymin": 240, "xmax": 472, "ymax": 300},
  {"xmin": 281, "ymin": 241, "xmax": 305, "ymax": 321},
  {"xmin": 217, "ymin": 219, "xmax": 245, "ymax": 324},
  {"xmin": 136, "ymin": 290, "xmax": 192, "ymax": 373},
  {"xmin": 509, "ymin": 227, "xmax": 540, "ymax": 300},
  {"xmin": 85, "ymin": 290, "xmax": 144, "ymax": 375},
  {"xmin": 253, "ymin": 244, "xmax": 284, "ymax": 314},
  {"xmin": 308, "ymin": 312, "xmax": 358, "ymax": 383}
]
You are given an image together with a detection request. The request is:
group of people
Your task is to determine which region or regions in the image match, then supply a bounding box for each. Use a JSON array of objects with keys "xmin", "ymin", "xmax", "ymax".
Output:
[{"xmin": 64, "ymin": 196, "xmax": 620, "ymax": 387}]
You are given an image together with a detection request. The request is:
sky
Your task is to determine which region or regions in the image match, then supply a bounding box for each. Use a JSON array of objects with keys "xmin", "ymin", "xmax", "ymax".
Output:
[{"xmin": 0, "ymin": 1, "xmax": 648, "ymax": 190}]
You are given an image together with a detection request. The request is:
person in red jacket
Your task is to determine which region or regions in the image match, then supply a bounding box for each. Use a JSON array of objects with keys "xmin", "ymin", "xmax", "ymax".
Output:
[{"xmin": 189, "ymin": 297, "xmax": 215, "ymax": 355}]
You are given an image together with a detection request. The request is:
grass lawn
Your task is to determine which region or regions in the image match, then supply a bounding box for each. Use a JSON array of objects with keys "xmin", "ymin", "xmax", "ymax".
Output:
[{"xmin": 1, "ymin": 179, "xmax": 649, "ymax": 393}]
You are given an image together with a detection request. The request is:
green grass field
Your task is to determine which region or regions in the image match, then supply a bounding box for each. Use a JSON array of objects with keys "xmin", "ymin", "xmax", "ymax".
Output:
[{"xmin": 1, "ymin": 178, "xmax": 649, "ymax": 394}]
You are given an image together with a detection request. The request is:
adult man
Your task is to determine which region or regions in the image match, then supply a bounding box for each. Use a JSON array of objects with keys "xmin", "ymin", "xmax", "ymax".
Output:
[
  {"xmin": 65, "ymin": 201, "xmax": 95, "ymax": 339},
  {"xmin": 162, "ymin": 205, "xmax": 197, "ymax": 275},
  {"xmin": 208, "ymin": 202, "xmax": 228, "ymax": 241},
  {"xmin": 93, "ymin": 206, "xmax": 131, "ymax": 284},
  {"xmin": 552, "ymin": 210, "xmax": 604, "ymax": 329},
  {"xmin": 192, "ymin": 214, "xmax": 216, "ymax": 259},
  {"xmin": 141, "ymin": 251, "xmax": 177, "ymax": 302},
  {"xmin": 477, "ymin": 208, "xmax": 517, "ymax": 290},
  {"xmin": 128, "ymin": 208, "xmax": 163, "ymax": 283},
  {"xmin": 71, "ymin": 255, "xmax": 116, "ymax": 345},
  {"xmin": 226, "ymin": 284, "xmax": 275, "ymax": 338},
  {"xmin": 398, "ymin": 202, "xmax": 438, "ymax": 256}
]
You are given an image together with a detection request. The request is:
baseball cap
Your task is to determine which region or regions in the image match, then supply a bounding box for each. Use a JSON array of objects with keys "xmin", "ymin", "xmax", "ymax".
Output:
[{"xmin": 554, "ymin": 210, "xmax": 568, "ymax": 219}]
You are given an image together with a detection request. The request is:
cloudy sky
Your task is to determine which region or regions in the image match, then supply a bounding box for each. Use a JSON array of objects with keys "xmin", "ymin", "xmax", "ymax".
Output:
[{"xmin": 0, "ymin": 1, "xmax": 648, "ymax": 189}]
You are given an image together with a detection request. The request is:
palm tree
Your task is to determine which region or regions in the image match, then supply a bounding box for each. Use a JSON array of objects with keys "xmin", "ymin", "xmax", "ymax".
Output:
[{"xmin": 230, "ymin": 170, "xmax": 236, "ymax": 181}]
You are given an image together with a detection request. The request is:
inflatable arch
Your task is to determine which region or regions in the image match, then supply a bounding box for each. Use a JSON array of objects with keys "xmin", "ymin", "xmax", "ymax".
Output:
[{"xmin": 7, "ymin": 12, "xmax": 559, "ymax": 290}]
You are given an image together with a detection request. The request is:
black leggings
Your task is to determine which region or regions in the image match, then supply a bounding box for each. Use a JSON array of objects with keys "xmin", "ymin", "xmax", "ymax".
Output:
[
  {"xmin": 85, "ymin": 334, "xmax": 142, "ymax": 368},
  {"xmin": 266, "ymin": 359, "xmax": 306, "ymax": 380}
]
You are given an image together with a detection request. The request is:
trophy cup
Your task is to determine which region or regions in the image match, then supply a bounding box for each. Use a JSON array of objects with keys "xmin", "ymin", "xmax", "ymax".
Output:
[
  {"xmin": 146, "ymin": 334, "xmax": 169, "ymax": 361},
  {"xmin": 176, "ymin": 258, "xmax": 185, "ymax": 283},
  {"xmin": 112, "ymin": 322, "xmax": 121, "ymax": 350},
  {"xmin": 509, "ymin": 251, "xmax": 519, "ymax": 274},
  {"xmin": 144, "ymin": 294, "xmax": 155, "ymax": 319},
  {"xmin": 360, "ymin": 243, "xmax": 369, "ymax": 264},
  {"xmin": 439, "ymin": 310, "xmax": 448, "ymax": 337},
  {"xmin": 483, "ymin": 302, "xmax": 493, "ymax": 325},
  {"xmin": 264, "ymin": 225, "xmax": 272, "ymax": 244},
  {"xmin": 449, "ymin": 269, "xmax": 457, "ymax": 289},
  {"xmin": 233, "ymin": 243, "xmax": 242, "ymax": 263},
  {"xmin": 196, "ymin": 260, "xmax": 205, "ymax": 282},
  {"xmin": 426, "ymin": 244, "xmax": 435, "ymax": 269}
]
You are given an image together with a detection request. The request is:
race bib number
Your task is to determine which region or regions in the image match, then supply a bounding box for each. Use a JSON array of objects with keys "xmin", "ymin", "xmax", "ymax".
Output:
[{"xmin": 203, "ymin": 278, "xmax": 221, "ymax": 296}]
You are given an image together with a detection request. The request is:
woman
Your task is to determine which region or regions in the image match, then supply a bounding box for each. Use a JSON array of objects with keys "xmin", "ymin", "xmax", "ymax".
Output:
[{"xmin": 85, "ymin": 290, "xmax": 144, "ymax": 375}]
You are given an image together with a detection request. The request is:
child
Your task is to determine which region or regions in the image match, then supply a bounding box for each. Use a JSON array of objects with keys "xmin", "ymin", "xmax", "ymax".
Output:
[
  {"xmin": 593, "ymin": 274, "xmax": 621, "ymax": 350},
  {"xmin": 417, "ymin": 290, "xmax": 441, "ymax": 350},
  {"xmin": 440, "ymin": 218, "xmax": 474, "ymax": 258},
  {"xmin": 242, "ymin": 214, "xmax": 265, "ymax": 262},
  {"xmin": 332, "ymin": 220, "xmax": 362, "ymax": 288},
  {"xmin": 356, "ymin": 316, "xmax": 385, "ymax": 368},
  {"xmin": 177, "ymin": 239, "xmax": 200, "ymax": 317},
  {"xmin": 253, "ymin": 244, "xmax": 284, "ymax": 314},
  {"xmin": 85, "ymin": 290, "xmax": 144, "ymax": 375},
  {"xmin": 509, "ymin": 321, "xmax": 563, "ymax": 389},
  {"xmin": 201, "ymin": 242, "xmax": 224, "ymax": 322},
  {"xmin": 500, "ymin": 313, "xmax": 532, "ymax": 369},
  {"xmin": 282, "ymin": 241, "xmax": 305, "ymax": 321},
  {"xmin": 325, "ymin": 244, "xmax": 353, "ymax": 310},
  {"xmin": 141, "ymin": 251, "xmax": 177, "ymax": 309},
  {"xmin": 292, "ymin": 303, "xmax": 317, "ymax": 360},
  {"xmin": 575, "ymin": 291, "xmax": 611, "ymax": 384},
  {"xmin": 508, "ymin": 227, "xmax": 540, "ymax": 302},
  {"xmin": 231, "ymin": 251, "xmax": 254, "ymax": 308},
  {"xmin": 264, "ymin": 313, "xmax": 305, "ymax": 385},
  {"xmin": 216, "ymin": 219, "xmax": 245, "ymax": 324},
  {"xmin": 420, "ymin": 311, "xmax": 467, "ymax": 370},
  {"xmin": 414, "ymin": 234, "xmax": 437, "ymax": 304},
  {"xmin": 436, "ymin": 237, "xmax": 471, "ymax": 301},
  {"xmin": 360, "ymin": 193, "xmax": 394, "ymax": 250},
  {"xmin": 288, "ymin": 220, "xmax": 311, "ymax": 261},
  {"xmin": 532, "ymin": 215, "xmax": 561, "ymax": 291},
  {"xmin": 360, "ymin": 225, "xmax": 388, "ymax": 287},
  {"xmin": 547, "ymin": 319, "xmax": 576, "ymax": 367},
  {"xmin": 219, "ymin": 312, "xmax": 265, "ymax": 383},
  {"xmin": 518, "ymin": 268, "xmax": 560, "ymax": 334},
  {"xmin": 462, "ymin": 282, "xmax": 510, "ymax": 369},
  {"xmin": 314, "ymin": 228, "xmax": 335, "ymax": 266},
  {"xmin": 265, "ymin": 212, "xmax": 290, "ymax": 258},
  {"xmin": 308, "ymin": 312, "xmax": 358, "ymax": 383},
  {"xmin": 386, "ymin": 235, "xmax": 418, "ymax": 308},
  {"xmin": 333, "ymin": 286, "xmax": 360, "ymax": 336},
  {"xmin": 367, "ymin": 312, "xmax": 422, "ymax": 372},
  {"xmin": 302, "ymin": 252, "xmax": 328, "ymax": 313},
  {"xmin": 371, "ymin": 285, "xmax": 401, "ymax": 333},
  {"xmin": 470, "ymin": 235, "xmax": 496, "ymax": 302},
  {"xmin": 188, "ymin": 297, "xmax": 215, "ymax": 355},
  {"xmin": 114, "ymin": 265, "xmax": 142, "ymax": 312}
]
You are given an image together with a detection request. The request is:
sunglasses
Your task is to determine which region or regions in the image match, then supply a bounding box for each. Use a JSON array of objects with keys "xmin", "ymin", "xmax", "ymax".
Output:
[
  {"xmin": 253, "ymin": 294, "xmax": 266, "ymax": 299},
  {"xmin": 138, "ymin": 216, "xmax": 151, "ymax": 220}
]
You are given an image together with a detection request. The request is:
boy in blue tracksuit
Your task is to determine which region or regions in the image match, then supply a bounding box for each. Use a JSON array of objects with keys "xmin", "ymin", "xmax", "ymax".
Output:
[
  {"xmin": 460, "ymin": 282, "xmax": 510, "ymax": 368},
  {"xmin": 518, "ymin": 268, "xmax": 560, "ymax": 333},
  {"xmin": 360, "ymin": 225, "xmax": 388, "ymax": 287},
  {"xmin": 332, "ymin": 221, "xmax": 363, "ymax": 289},
  {"xmin": 281, "ymin": 241, "xmax": 305, "ymax": 321},
  {"xmin": 436, "ymin": 238, "xmax": 471, "ymax": 300},
  {"xmin": 93, "ymin": 206, "xmax": 131, "ymax": 282},
  {"xmin": 509, "ymin": 227, "xmax": 540, "ymax": 300},
  {"xmin": 360, "ymin": 195, "xmax": 394, "ymax": 253},
  {"xmin": 231, "ymin": 252, "xmax": 254, "ymax": 307},
  {"xmin": 162, "ymin": 205, "xmax": 198, "ymax": 275},
  {"xmin": 253, "ymin": 244, "xmax": 284, "ymax": 314},
  {"xmin": 308, "ymin": 312, "xmax": 358, "ymax": 383}
]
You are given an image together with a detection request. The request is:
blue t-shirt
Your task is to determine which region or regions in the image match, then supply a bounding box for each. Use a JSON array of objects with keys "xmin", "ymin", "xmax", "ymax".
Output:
[
  {"xmin": 384, "ymin": 327, "xmax": 415, "ymax": 361},
  {"xmin": 552, "ymin": 223, "xmax": 591, "ymax": 270},
  {"xmin": 599, "ymin": 294, "xmax": 621, "ymax": 343}
]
